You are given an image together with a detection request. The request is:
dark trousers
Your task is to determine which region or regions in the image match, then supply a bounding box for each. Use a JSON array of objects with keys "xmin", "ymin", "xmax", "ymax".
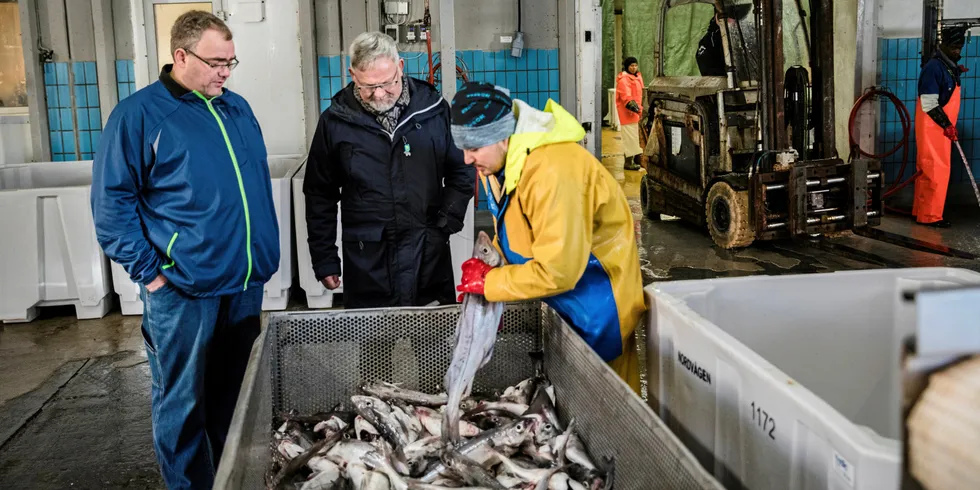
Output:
[{"xmin": 139, "ymin": 282, "xmax": 262, "ymax": 490}]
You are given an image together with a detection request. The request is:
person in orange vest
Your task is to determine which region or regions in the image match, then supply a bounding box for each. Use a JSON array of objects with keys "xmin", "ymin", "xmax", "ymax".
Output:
[
  {"xmin": 616, "ymin": 57, "xmax": 644, "ymax": 171},
  {"xmin": 914, "ymin": 26, "xmax": 968, "ymax": 228}
]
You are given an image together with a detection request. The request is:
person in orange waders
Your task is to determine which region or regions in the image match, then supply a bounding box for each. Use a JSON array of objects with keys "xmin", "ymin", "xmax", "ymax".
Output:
[
  {"xmin": 914, "ymin": 26, "xmax": 969, "ymax": 228},
  {"xmin": 616, "ymin": 57, "xmax": 645, "ymax": 171}
]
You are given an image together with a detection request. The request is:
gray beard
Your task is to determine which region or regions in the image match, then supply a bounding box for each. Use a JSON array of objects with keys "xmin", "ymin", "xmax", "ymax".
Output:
[{"xmin": 354, "ymin": 77, "xmax": 411, "ymax": 132}]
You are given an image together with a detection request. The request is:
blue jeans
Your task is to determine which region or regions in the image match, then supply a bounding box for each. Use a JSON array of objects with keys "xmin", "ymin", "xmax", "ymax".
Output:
[{"xmin": 139, "ymin": 282, "xmax": 262, "ymax": 490}]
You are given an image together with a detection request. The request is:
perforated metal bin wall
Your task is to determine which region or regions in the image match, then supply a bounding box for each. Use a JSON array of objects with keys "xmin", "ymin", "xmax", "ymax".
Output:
[{"xmin": 215, "ymin": 303, "xmax": 722, "ymax": 490}]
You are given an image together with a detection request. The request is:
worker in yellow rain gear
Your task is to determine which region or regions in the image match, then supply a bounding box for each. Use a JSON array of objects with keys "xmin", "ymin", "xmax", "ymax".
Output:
[{"xmin": 449, "ymin": 81, "xmax": 645, "ymax": 394}]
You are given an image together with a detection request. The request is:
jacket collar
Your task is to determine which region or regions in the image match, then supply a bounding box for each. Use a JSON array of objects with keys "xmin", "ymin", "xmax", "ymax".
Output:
[
  {"xmin": 160, "ymin": 64, "xmax": 191, "ymax": 99},
  {"xmin": 500, "ymin": 99, "xmax": 586, "ymax": 194},
  {"xmin": 159, "ymin": 64, "xmax": 226, "ymax": 101},
  {"xmin": 328, "ymin": 76, "xmax": 444, "ymax": 132},
  {"xmin": 934, "ymin": 48, "xmax": 962, "ymax": 83}
]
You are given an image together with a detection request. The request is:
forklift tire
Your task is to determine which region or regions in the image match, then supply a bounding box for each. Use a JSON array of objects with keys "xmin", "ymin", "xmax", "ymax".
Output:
[
  {"xmin": 705, "ymin": 181, "xmax": 755, "ymax": 249},
  {"xmin": 640, "ymin": 176, "xmax": 662, "ymax": 221}
]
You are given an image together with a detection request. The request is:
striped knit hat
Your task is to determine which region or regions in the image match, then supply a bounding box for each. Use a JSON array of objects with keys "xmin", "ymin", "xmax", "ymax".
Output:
[{"xmin": 450, "ymin": 82, "xmax": 516, "ymax": 150}]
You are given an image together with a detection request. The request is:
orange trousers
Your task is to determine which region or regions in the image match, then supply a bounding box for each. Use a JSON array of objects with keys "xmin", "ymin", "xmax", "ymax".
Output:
[{"xmin": 913, "ymin": 87, "xmax": 960, "ymax": 224}]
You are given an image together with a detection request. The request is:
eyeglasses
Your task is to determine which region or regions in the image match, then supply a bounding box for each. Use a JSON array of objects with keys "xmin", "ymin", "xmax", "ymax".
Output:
[
  {"xmin": 186, "ymin": 49, "xmax": 240, "ymax": 71},
  {"xmin": 352, "ymin": 71, "xmax": 402, "ymax": 95}
]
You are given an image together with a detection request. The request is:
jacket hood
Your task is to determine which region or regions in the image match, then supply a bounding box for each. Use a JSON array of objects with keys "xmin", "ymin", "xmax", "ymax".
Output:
[
  {"xmin": 617, "ymin": 71, "xmax": 644, "ymax": 81},
  {"xmin": 502, "ymin": 99, "xmax": 585, "ymax": 194}
]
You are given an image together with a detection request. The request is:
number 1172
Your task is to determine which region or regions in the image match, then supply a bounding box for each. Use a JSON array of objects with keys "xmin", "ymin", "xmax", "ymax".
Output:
[{"xmin": 751, "ymin": 402, "xmax": 776, "ymax": 440}]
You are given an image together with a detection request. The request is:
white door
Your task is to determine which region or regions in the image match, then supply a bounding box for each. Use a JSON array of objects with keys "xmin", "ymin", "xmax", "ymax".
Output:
[{"xmin": 134, "ymin": 0, "xmax": 219, "ymax": 86}]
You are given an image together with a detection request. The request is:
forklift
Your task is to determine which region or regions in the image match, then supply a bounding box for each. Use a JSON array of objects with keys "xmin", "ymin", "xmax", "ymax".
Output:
[{"xmin": 639, "ymin": 0, "xmax": 884, "ymax": 249}]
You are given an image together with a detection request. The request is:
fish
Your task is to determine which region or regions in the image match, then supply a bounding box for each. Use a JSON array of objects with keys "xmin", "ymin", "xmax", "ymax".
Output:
[
  {"xmin": 545, "ymin": 473, "xmax": 587, "ymax": 490},
  {"xmin": 408, "ymin": 484, "xmax": 496, "ymax": 490},
  {"xmin": 348, "ymin": 463, "xmax": 391, "ymax": 490},
  {"xmin": 352, "ymin": 395, "xmax": 413, "ymax": 474},
  {"xmin": 440, "ymin": 448, "xmax": 508, "ymax": 490},
  {"xmin": 301, "ymin": 458, "xmax": 344, "ymax": 490},
  {"xmin": 326, "ymin": 440, "xmax": 376, "ymax": 470},
  {"xmin": 316, "ymin": 416, "xmax": 351, "ymax": 435},
  {"xmin": 415, "ymin": 406, "xmax": 482, "ymax": 438},
  {"xmin": 498, "ymin": 377, "xmax": 543, "ymax": 406},
  {"xmin": 442, "ymin": 231, "xmax": 506, "ymax": 444},
  {"xmin": 273, "ymin": 430, "xmax": 344, "ymax": 490},
  {"xmin": 268, "ymin": 364, "xmax": 613, "ymax": 489},
  {"xmin": 420, "ymin": 417, "xmax": 535, "ymax": 483},
  {"xmin": 355, "ymin": 415, "xmax": 381, "ymax": 440},
  {"xmin": 461, "ymin": 400, "xmax": 530, "ymax": 418},
  {"xmin": 362, "ymin": 446, "xmax": 411, "ymax": 490},
  {"xmin": 390, "ymin": 404, "xmax": 424, "ymax": 443},
  {"xmin": 361, "ymin": 382, "xmax": 451, "ymax": 407}
]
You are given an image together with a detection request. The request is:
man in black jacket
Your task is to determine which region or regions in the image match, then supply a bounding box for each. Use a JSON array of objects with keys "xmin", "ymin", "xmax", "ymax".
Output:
[{"xmin": 304, "ymin": 31, "xmax": 474, "ymax": 308}]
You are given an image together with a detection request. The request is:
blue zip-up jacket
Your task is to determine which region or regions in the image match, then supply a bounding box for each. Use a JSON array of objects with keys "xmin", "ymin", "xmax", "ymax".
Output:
[{"xmin": 91, "ymin": 66, "xmax": 280, "ymax": 297}]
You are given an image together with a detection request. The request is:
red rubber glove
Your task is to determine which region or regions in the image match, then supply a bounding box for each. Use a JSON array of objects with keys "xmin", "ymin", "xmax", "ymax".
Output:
[
  {"xmin": 959, "ymin": 64, "xmax": 969, "ymax": 73},
  {"xmin": 944, "ymin": 126, "xmax": 958, "ymax": 141},
  {"xmin": 455, "ymin": 257, "xmax": 493, "ymax": 302}
]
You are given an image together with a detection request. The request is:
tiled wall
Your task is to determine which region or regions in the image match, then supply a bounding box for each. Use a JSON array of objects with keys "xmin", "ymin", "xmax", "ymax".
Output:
[
  {"xmin": 457, "ymin": 49, "xmax": 561, "ymax": 110},
  {"xmin": 43, "ymin": 61, "xmax": 103, "ymax": 161},
  {"xmin": 316, "ymin": 48, "xmax": 561, "ymax": 114},
  {"xmin": 72, "ymin": 62, "xmax": 102, "ymax": 160},
  {"xmin": 116, "ymin": 60, "xmax": 137, "ymax": 101},
  {"xmin": 317, "ymin": 49, "xmax": 560, "ymax": 210},
  {"xmin": 878, "ymin": 38, "xmax": 979, "ymax": 184}
]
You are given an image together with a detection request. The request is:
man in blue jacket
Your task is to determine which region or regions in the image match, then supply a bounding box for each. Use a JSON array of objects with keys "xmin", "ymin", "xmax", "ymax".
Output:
[{"xmin": 90, "ymin": 11, "xmax": 279, "ymax": 489}]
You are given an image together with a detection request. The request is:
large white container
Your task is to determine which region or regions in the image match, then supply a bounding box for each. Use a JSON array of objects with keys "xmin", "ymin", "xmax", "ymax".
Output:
[
  {"xmin": 0, "ymin": 161, "xmax": 113, "ymax": 323},
  {"xmin": 292, "ymin": 163, "xmax": 343, "ymax": 308},
  {"xmin": 112, "ymin": 155, "xmax": 305, "ymax": 314},
  {"xmin": 645, "ymin": 267, "xmax": 980, "ymax": 490}
]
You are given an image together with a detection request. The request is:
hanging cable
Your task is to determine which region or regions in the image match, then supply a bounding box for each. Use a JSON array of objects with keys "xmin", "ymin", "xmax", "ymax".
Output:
[{"xmin": 848, "ymin": 86, "xmax": 915, "ymax": 214}]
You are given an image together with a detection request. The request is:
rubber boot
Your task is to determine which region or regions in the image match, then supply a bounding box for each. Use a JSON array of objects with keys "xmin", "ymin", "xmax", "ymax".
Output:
[{"xmin": 625, "ymin": 155, "xmax": 641, "ymax": 171}]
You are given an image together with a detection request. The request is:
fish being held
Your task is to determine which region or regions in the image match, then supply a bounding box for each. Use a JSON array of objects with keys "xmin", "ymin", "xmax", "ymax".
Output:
[{"xmin": 442, "ymin": 231, "xmax": 506, "ymax": 445}]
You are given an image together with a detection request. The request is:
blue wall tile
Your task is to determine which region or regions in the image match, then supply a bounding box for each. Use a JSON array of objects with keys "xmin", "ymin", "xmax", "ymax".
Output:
[
  {"xmin": 74, "ymin": 85, "xmax": 88, "ymax": 107},
  {"xmin": 878, "ymin": 36, "xmax": 979, "ymax": 183},
  {"xmin": 56, "ymin": 63, "xmax": 69, "ymax": 84},
  {"xmin": 73, "ymin": 62, "xmax": 86, "ymax": 84},
  {"xmin": 44, "ymin": 63, "xmax": 56, "ymax": 86},
  {"xmin": 60, "ymin": 109, "xmax": 73, "ymax": 130}
]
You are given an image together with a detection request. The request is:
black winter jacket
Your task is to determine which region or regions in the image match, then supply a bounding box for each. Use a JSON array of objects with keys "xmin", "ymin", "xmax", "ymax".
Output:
[{"xmin": 304, "ymin": 77, "xmax": 475, "ymax": 308}]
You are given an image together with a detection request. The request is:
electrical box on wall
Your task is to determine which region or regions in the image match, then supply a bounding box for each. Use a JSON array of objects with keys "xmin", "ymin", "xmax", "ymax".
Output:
[
  {"xmin": 384, "ymin": 1, "xmax": 409, "ymax": 15},
  {"xmin": 234, "ymin": 0, "xmax": 266, "ymax": 23},
  {"xmin": 385, "ymin": 24, "xmax": 399, "ymax": 41}
]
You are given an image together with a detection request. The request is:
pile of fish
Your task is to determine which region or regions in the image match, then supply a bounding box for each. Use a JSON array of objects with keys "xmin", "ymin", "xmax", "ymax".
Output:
[{"xmin": 266, "ymin": 379, "xmax": 612, "ymax": 490}]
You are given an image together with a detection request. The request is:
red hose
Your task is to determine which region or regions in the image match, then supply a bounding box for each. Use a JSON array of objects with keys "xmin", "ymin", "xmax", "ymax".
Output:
[{"xmin": 848, "ymin": 87, "xmax": 917, "ymax": 215}]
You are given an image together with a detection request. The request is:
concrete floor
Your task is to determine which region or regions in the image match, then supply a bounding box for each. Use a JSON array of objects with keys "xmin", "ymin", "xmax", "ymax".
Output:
[{"xmin": 2, "ymin": 127, "xmax": 979, "ymax": 488}]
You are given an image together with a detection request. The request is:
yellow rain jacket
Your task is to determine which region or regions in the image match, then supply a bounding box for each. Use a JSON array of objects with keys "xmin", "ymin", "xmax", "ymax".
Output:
[{"xmin": 482, "ymin": 99, "xmax": 646, "ymax": 393}]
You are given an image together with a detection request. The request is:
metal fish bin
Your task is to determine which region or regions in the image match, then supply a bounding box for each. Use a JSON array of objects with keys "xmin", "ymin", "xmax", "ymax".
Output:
[{"xmin": 214, "ymin": 302, "xmax": 722, "ymax": 490}]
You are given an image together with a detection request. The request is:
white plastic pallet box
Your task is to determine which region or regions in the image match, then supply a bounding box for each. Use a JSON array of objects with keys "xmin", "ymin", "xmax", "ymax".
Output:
[
  {"xmin": 292, "ymin": 163, "xmax": 343, "ymax": 308},
  {"xmin": 645, "ymin": 267, "xmax": 980, "ymax": 490},
  {"xmin": 0, "ymin": 161, "xmax": 112, "ymax": 323},
  {"xmin": 112, "ymin": 155, "xmax": 305, "ymax": 314}
]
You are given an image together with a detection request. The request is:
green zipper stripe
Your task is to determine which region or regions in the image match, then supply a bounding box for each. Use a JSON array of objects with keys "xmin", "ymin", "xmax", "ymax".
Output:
[
  {"xmin": 194, "ymin": 91, "xmax": 253, "ymax": 290},
  {"xmin": 161, "ymin": 231, "xmax": 179, "ymax": 270}
]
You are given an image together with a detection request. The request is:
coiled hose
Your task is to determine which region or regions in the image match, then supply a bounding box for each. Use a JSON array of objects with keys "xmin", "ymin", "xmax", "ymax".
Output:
[{"xmin": 848, "ymin": 87, "xmax": 916, "ymax": 215}]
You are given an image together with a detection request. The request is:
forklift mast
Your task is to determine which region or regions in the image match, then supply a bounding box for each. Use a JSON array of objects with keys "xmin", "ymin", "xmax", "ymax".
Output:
[{"xmin": 756, "ymin": 0, "xmax": 834, "ymax": 158}]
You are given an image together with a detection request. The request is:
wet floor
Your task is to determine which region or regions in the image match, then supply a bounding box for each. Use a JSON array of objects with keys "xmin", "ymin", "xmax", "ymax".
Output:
[{"xmin": 2, "ymin": 127, "xmax": 979, "ymax": 488}]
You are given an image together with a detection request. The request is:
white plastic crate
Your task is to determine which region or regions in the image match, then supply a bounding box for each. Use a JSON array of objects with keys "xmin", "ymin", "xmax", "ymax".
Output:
[
  {"xmin": 112, "ymin": 155, "xmax": 305, "ymax": 314},
  {"xmin": 292, "ymin": 163, "xmax": 343, "ymax": 308},
  {"xmin": 645, "ymin": 267, "xmax": 980, "ymax": 490},
  {"xmin": 0, "ymin": 161, "xmax": 112, "ymax": 323}
]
